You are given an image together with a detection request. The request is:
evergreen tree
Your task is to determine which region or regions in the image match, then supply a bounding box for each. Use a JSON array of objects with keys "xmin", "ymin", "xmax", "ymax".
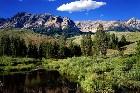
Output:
[
  {"xmin": 100, "ymin": 34, "xmax": 108, "ymax": 56},
  {"xmin": 45, "ymin": 42, "xmax": 53, "ymax": 58},
  {"xmin": 136, "ymin": 40, "xmax": 140, "ymax": 54},
  {"xmin": 0, "ymin": 35, "xmax": 27, "ymax": 57},
  {"xmin": 1, "ymin": 35, "xmax": 11, "ymax": 56},
  {"xmin": 73, "ymin": 45, "xmax": 82, "ymax": 57},
  {"xmin": 81, "ymin": 35, "xmax": 86, "ymax": 55},
  {"xmin": 28, "ymin": 42, "xmax": 39, "ymax": 58},
  {"xmin": 13, "ymin": 36, "xmax": 21, "ymax": 56},
  {"xmin": 39, "ymin": 43, "xmax": 45, "ymax": 58},
  {"xmin": 94, "ymin": 24, "xmax": 108, "ymax": 56},
  {"xmin": 86, "ymin": 33, "xmax": 93, "ymax": 56},
  {"xmin": 10, "ymin": 36, "xmax": 16, "ymax": 56},
  {"xmin": 39, "ymin": 42, "xmax": 53, "ymax": 58},
  {"xmin": 81, "ymin": 33, "xmax": 93, "ymax": 56},
  {"xmin": 109, "ymin": 33, "xmax": 119, "ymax": 49},
  {"xmin": 38, "ymin": 44, "xmax": 44, "ymax": 59},
  {"xmin": 116, "ymin": 35, "xmax": 127, "ymax": 57},
  {"xmin": 119, "ymin": 35, "xmax": 127, "ymax": 47},
  {"xmin": 68, "ymin": 40, "xmax": 82, "ymax": 57},
  {"xmin": 0, "ymin": 37, "xmax": 5, "ymax": 56},
  {"xmin": 51, "ymin": 41, "xmax": 59, "ymax": 58},
  {"xmin": 68, "ymin": 40, "xmax": 75, "ymax": 57},
  {"xmin": 20, "ymin": 39, "xmax": 27, "ymax": 57},
  {"xmin": 58, "ymin": 35, "xmax": 66, "ymax": 58}
]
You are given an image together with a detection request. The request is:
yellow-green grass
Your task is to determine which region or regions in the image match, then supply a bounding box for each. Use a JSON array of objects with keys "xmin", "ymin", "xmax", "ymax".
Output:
[
  {"xmin": 110, "ymin": 31, "xmax": 140, "ymax": 42},
  {"xmin": 42, "ymin": 55, "xmax": 140, "ymax": 93},
  {"xmin": 110, "ymin": 31, "xmax": 140, "ymax": 55}
]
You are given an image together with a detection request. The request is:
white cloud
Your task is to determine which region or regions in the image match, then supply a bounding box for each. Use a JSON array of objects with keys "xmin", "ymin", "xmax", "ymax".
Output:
[{"xmin": 57, "ymin": 0, "xmax": 106, "ymax": 13}]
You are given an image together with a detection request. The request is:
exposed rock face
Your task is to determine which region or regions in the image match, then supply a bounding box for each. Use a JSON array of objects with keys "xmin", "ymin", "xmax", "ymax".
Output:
[
  {"xmin": 0, "ymin": 12, "xmax": 80, "ymax": 35},
  {"xmin": 1, "ymin": 12, "xmax": 140, "ymax": 34},
  {"xmin": 76, "ymin": 18, "xmax": 140, "ymax": 32}
]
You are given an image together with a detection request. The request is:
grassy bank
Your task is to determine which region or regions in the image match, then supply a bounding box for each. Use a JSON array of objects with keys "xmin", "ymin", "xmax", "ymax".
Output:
[
  {"xmin": 42, "ymin": 55, "xmax": 140, "ymax": 92},
  {"xmin": 0, "ymin": 56, "xmax": 41, "ymax": 75}
]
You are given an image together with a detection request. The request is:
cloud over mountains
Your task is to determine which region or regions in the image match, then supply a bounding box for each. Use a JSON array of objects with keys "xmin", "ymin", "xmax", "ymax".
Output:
[{"xmin": 57, "ymin": 0, "xmax": 106, "ymax": 13}]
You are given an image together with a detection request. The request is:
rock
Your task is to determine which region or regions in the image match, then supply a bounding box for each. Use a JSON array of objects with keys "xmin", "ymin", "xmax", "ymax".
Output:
[
  {"xmin": 0, "ymin": 12, "xmax": 80, "ymax": 35},
  {"xmin": 1, "ymin": 12, "xmax": 140, "ymax": 34},
  {"xmin": 75, "ymin": 18, "xmax": 140, "ymax": 32}
]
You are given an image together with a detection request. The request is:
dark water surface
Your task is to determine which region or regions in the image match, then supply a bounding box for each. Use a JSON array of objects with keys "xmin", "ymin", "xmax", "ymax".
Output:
[{"xmin": 0, "ymin": 69, "xmax": 82, "ymax": 93}]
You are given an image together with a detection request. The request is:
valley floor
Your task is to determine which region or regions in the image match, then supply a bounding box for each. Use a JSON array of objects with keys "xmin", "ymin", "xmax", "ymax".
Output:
[
  {"xmin": 1, "ymin": 30, "xmax": 140, "ymax": 93},
  {"xmin": 1, "ymin": 55, "xmax": 140, "ymax": 93}
]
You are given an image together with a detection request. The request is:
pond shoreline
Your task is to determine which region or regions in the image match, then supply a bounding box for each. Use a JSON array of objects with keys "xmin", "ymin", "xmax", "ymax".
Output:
[{"xmin": 0, "ymin": 69, "xmax": 82, "ymax": 93}]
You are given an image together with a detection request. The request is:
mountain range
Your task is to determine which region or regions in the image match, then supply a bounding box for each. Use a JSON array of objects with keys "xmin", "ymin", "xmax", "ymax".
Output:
[
  {"xmin": 76, "ymin": 18, "xmax": 140, "ymax": 32},
  {"xmin": 0, "ymin": 12, "xmax": 140, "ymax": 34},
  {"xmin": 0, "ymin": 12, "xmax": 80, "ymax": 35}
]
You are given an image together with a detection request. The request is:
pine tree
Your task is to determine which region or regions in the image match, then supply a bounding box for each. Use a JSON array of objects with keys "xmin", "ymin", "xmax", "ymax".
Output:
[
  {"xmin": 86, "ymin": 33, "xmax": 93, "ymax": 56},
  {"xmin": 28, "ymin": 42, "xmax": 39, "ymax": 58},
  {"xmin": 81, "ymin": 33, "xmax": 93, "ymax": 56},
  {"xmin": 58, "ymin": 35, "xmax": 66, "ymax": 58},
  {"xmin": 81, "ymin": 35, "xmax": 86, "ymax": 55},
  {"xmin": 117, "ymin": 35, "xmax": 127, "ymax": 57},
  {"xmin": 20, "ymin": 39, "xmax": 27, "ymax": 57},
  {"xmin": 94, "ymin": 24, "xmax": 108, "ymax": 56},
  {"xmin": 0, "ymin": 37, "xmax": 5, "ymax": 56},
  {"xmin": 14, "ymin": 36, "xmax": 21, "ymax": 56},
  {"xmin": 108, "ymin": 33, "xmax": 119, "ymax": 49},
  {"xmin": 45, "ymin": 42, "xmax": 53, "ymax": 58},
  {"xmin": 136, "ymin": 40, "xmax": 140, "ymax": 54},
  {"xmin": 119, "ymin": 35, "xmax": 127, "ymax": 47},
  {"xmin": 100, "ymin": 34, "xmax": 108, "ymax": 56},
  {"xmin": 38, "ymin": 44, "xmax": 43, "ymax": 59},
  {"xmin": 39, "ymin": 42, "xmax": 53, "ymax": 58},
  {"xmin": 1, "ymin": 35, "xmax": 11, "ymax": 56},
  {"xmin": 68, "ymin": 40, "xmax": 74, "ymax": 57},
  {"xmin": 10, "ymin": 36, "xmax": 16, "ymax": 56},
  {"xmin": 51, "ymin": 41, "xmax": 59, "ymax": 58},
  {"xmin": 73, "ymin": 45, "xmax": 82, "ymax": 57}
]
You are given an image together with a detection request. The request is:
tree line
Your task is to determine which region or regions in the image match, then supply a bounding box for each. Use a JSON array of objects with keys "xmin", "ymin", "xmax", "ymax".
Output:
[
  {"xmin": 81, "ymin": 24, "xmax": 128, "ymax": 57},
  {"xmin": 0, "ymin": 34, "xmax": 82, "ymax": 59},
  {"xmin": 0, "ymin": 24, "xmax": 129, "ymax": 59}
]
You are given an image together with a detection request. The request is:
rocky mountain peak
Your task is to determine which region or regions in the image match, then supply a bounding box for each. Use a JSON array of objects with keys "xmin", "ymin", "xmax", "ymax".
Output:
[
  {"xmin": 0, "ymin": 12, "xmax": 80, "ymax": 35},
  {"xmin": 1, "ymin": 12, "xmax": 140, "ymax": 34},
  {"xmin": 126, "ymin": 17, "xmax": 137, "ymax": 24},
  {"xmin": 76, "ymin": 18, "xmax": 140, "ymax": 32}
]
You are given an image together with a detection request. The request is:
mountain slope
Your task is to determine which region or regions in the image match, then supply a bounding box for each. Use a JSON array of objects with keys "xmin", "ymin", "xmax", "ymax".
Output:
[
  {"xmin": 76, "ymin": 18, "xmax": 140, "ymax": 32},
  {"xmin": 0, "ymin": 12, "xmax": 80, "ymax": 35},
  {"xmin": 1, "ymin": 12, "xmax": 140, "ymax": 34}
]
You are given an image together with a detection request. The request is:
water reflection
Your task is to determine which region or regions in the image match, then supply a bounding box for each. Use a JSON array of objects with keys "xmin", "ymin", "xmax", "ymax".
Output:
[{"xmin": 0, "ymin": 69, "xmax": 82, "ymax": 93}]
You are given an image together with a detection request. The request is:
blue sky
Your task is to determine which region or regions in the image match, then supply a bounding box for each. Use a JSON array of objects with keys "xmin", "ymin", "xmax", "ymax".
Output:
[{"xmin": 0, "ymin": 0, "xmax": 140, "ymax": 21}]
